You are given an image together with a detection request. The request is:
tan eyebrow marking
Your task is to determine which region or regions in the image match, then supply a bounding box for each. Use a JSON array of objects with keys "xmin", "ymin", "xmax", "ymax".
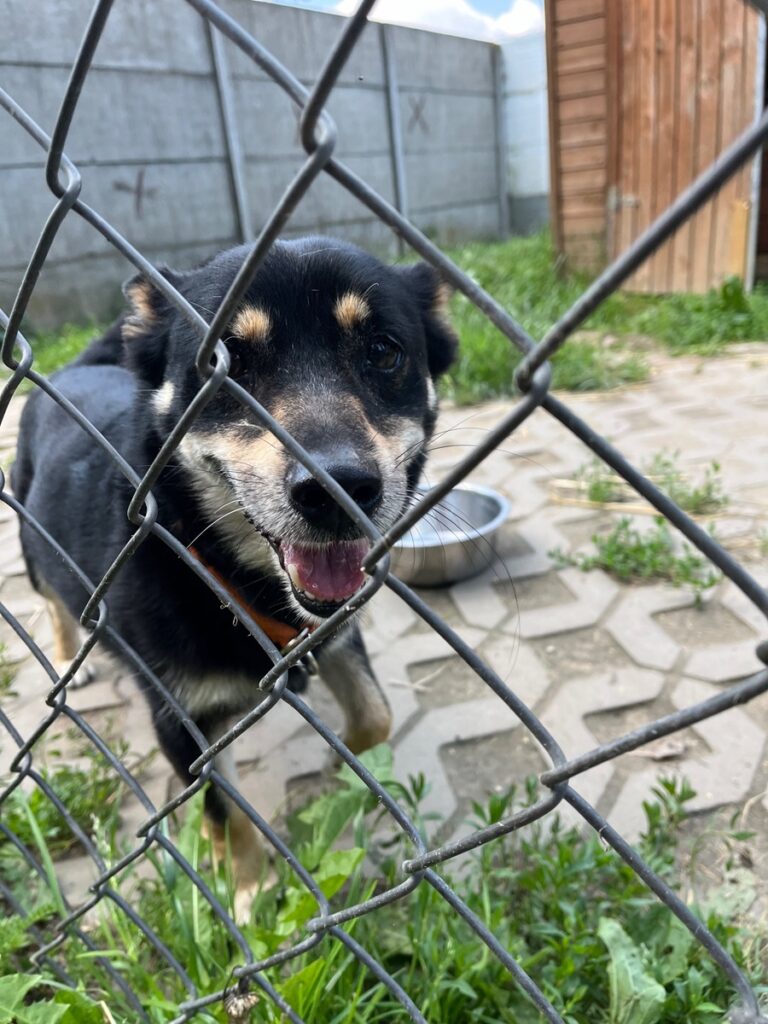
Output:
[
  {"xmin": 333, "ymin": 292, "xmax": 371, "ymax": 332},
  {"xmin": 232, "ymin": 305, "xmax": 271, "ymax": 342},
  {"xmin": 432, "ymin": 280, "xmax": 453, "ymax": 328},
  {"xmin": 122, "ymin": 280, "xmax": 158, "ymax": 339}
]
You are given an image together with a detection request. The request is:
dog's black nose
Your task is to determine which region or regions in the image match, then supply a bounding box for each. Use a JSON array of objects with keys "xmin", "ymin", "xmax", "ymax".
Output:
[{"xmin": 288, "ymin": 460, "xmax": 382, "ymax": 531}]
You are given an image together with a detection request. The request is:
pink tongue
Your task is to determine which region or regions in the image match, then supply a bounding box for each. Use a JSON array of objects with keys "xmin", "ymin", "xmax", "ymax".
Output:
[{"xmin": 282, "ymin": 539, "xmax": 369, "ymax": 603}]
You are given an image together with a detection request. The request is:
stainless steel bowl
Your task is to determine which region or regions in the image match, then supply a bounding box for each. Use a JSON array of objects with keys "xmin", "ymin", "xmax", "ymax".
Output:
[{"xmin": 391, "ymin": 483, "xmax": 511, "ymax": 587}]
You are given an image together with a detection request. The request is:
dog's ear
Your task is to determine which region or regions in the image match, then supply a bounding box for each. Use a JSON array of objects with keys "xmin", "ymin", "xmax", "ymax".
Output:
[
  {"xmin": 398, "ymin": 262, "xmax": 458, "ymax": 378},
  {"xmin": 121, "ymin": 267, "xmax": 181, "ymax": 385}
]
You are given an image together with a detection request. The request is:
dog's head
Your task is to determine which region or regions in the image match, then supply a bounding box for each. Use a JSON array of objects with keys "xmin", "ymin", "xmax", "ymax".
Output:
[{"xmin": 122, "ymin": 238, "xmax": 457, "ymax": 620}]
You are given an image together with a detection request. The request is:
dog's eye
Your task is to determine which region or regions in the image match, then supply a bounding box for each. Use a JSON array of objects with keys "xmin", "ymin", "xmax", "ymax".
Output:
[
  {"xmin": 225, "ymin": 345, "xmax": 246, "ymax": 380},
  {"xmin": 366, "ymin": 336, "xmax": 403, "ymax": 372}
]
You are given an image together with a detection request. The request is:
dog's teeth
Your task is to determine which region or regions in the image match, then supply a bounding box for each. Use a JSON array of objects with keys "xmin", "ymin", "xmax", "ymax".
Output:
[
  {"xmin": 285, "ymin": 561, "xmax": 313, "ymax": 600},
  {"xmin": 286, "ymin": 563, "xmax": 303, "ymax": 591}
]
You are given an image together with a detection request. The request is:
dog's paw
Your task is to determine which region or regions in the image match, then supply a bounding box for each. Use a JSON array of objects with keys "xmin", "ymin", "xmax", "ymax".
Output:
[
  {"xmin": 54, "ymin": 660, "xmax": 97, "ymax": 688},
  {"xmin": 233, "ymin": 865, "xmax": 278, "ymax": 925}
]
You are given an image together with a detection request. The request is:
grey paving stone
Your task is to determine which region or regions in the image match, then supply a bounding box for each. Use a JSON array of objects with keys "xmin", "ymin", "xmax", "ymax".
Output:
[
  {"xmin": 605, "ymin": 585, "xmax": 691, "ymax": 671},
  {"xmin": 480, "ymin": 638, "xmax": 551, "ymax": 710},
  {"xmin": 54, "ymin": 854, "xmax": 100, "ymax": 908},
  {"xmin": 449, "ymin": 572, "xmax": 507, "ymax": 629},
  {"xmin": 0, "ymin": 397, "xmax": 25, "ymax": 432},
  {"xmin": 684, "ymin": 643, "xmax": 764, "ymax": 684},
  {"xmin": 671, "ymin": 677, "xmax": 766, "ymax": 811},
  {"xmin": 371, "ymin": 626, "xmax": 487, "ymax": 735},
  {"xmin": 236, "ymin": 723, "xmax": 330, "ymax": 824},
  {"xmin": 0, "ymin": 557, "xmax": 26, "ymax": 578},
  {"xmin": 513, "ymin": 567, "xmax": 618, "ymax": 639},
  {"xmin": 540, "ymin": 668, "xmax": 665, "ymax": 828},
  {"xmin": 612, "ymin": 677, "xmax": 766, "ymax": 840},
  {"xmin": 500, "ymin": 470, "xmax": 549, "ymax": 522},
  {"xmin": 393, "ymin": 697, "xmax": 521, "ymax": 821},
  {"xmin": 0, "ymin": 522, "xmax": 19, "ymax": 549},
  {"xmin": 0, "ymin": 554, "xmax": 25, "ymax": 577},
  {"xmin": 66, "ymin": 678, "xmax": 128, "ymax": 714},
  {"xmin": 362, "ymin": 584, "xmax": 419, "ymax": 657},
  {"xmin": 683, "ymin": 581, "xmax": 768, "ymax": 682}
]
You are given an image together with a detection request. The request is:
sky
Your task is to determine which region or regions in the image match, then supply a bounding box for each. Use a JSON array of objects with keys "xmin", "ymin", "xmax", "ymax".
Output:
[{"xmin": 265, "ymin": 0, "xmax": 545, "ymax": 40}]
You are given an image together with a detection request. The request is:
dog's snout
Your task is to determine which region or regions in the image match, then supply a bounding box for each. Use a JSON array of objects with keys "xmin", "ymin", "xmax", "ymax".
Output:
[{"xmin": 288, "ymin": 459, "xmax": 382, "ymax": 531}]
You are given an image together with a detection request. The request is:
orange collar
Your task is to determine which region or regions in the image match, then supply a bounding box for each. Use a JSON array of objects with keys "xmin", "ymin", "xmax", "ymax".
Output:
[{"xmin": 187, "ymin": 544, "xmax": 308, "ymax": 650}]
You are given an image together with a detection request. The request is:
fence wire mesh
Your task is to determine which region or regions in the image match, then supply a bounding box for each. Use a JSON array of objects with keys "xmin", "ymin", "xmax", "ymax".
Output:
[{"xmin": 1, "ymin": 1, "xmax": 768, "ymax": 1021}]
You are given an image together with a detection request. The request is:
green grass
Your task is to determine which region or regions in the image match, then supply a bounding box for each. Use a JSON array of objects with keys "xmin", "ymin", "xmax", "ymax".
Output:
[
  {"xmin": 1, "ymin": 323, "xmax": 102, "ymax": 383},
  {"xmin": 1, "ymin": 748, "xmax": 766, "ymax": 1023},
  {"xmin": 645, "ymin": 452, "xmax": 728, "ymax": 516},
  {"xmin": 443, "ymin": 233, "xmax": 768, "ymax": 403},
  {"xmin": 577, "ymin": 451, "xmax": 729, "ymax": 516},
  {"xmin": 0, "ymin": 641, "xmax": 17, "ymax": 697},
  {"xmin": 0, "ymin": 733, "xmax": 128, "ymax": 862},
  {"xmin": 577, "ymin": 458, "xmax": 629, "ymax": 505},
  {"xmin": 554, "ymin": 516, "xmax": 721, "ymax": 600}
]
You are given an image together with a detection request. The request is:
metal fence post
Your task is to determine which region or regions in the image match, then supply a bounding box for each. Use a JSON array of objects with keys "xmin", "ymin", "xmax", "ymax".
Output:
[
  {"xmin": 380, "ymin": 24, "xmax": 408, "ymax": 253},
  {"xmin": 207, "ymin": 19, "xmax": 253, "ymax": 244},
  {"xmin": 492, "ymin": 44, "xmax": 510, "ymax": 239}
]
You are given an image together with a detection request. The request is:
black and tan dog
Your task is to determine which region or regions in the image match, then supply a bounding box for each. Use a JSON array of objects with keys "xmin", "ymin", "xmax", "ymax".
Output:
[{"xmin": 12, "ymin": 237, "xmax": 457, "ymax": 902}]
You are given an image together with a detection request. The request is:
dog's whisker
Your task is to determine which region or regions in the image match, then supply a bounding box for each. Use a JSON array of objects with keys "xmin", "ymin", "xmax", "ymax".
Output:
[
  {"xmin": 210, "ymin": 497, "xmax": 246, "ymax": 515},
  {"xmin": 187, "ymin": 506, "xmax": 249, "ymax": 548},
  {"xmin": 424, "ymin": 441, "xmax": 547, "ymax": 471}
]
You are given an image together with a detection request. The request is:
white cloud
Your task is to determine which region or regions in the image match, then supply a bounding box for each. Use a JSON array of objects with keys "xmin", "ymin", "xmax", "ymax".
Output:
[
  {"xmin": 336, "ymin": 0, "xmax": 495, "ymax": 39},
  {"xmin": 497, "ymin": 0, "xmax": 544, "ymax": 37},
  {"xmin": 335, "ymin": 0, "xmax": 544, "ymax": 41}
]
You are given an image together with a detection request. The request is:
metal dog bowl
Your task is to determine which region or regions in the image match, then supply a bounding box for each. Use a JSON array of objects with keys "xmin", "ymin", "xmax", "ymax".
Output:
[{"xmin": 391, "ymin": 484, "xmax": 510, "ymax": 587}]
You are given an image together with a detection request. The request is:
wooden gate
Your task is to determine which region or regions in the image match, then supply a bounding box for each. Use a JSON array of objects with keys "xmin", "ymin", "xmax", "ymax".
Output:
[{"xmin": 546, "ymin": 0, "xmax": 765, "ymax": 292}]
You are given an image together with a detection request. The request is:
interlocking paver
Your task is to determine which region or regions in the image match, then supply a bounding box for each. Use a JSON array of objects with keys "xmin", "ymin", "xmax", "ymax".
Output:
[
  {"xmin": 449, "ymin": 572, "xmax": 507, "ymax": 629},
  {"xmin": 684, "ymin": 581, "xmax": 766, "ymax": 682},
  {"xmin": 511, "ymin": 566, "xmax": 618, "ymax": 639},
  {"xmin": 611, "ymin": 676, "xmax": 766, "ymax": 839},
  {"xmin": 605, "ymin": 584, "xmax": 692, "ymax": 671},
  {"xmin": 394, "ymin": 697, "xmax": 520, "ymax": 821},
  {"xmin": 540, "ymin": 668, "xmax": 665, "ymax": 826},
  {"xmin": 371, "ymin": 626, "xmax": 487, "ymax": 733}
]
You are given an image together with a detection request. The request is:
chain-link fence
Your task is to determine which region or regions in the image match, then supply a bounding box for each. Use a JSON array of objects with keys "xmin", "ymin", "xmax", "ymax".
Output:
[{"xmin": 1, "ymin": 1, "xmax": 768, "ymax": 1021}]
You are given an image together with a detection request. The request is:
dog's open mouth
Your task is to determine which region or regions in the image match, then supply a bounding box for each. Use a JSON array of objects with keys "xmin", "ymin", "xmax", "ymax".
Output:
[{"xmin": 278, "ymin": 538, "xmax": 370, "ymax": 614}]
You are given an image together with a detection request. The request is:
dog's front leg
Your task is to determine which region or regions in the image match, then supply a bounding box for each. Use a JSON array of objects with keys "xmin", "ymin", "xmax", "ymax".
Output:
[
  {"xmin": 315, "ymin": 626, "xmax": 391, "ymax": 755},
  {"xmin": 153, "ymin": 703, "xmax": 267, "ymax": 923},
  {"xmin": 205, "ymin": 736, "xmax": 271, "ymax": 923}
]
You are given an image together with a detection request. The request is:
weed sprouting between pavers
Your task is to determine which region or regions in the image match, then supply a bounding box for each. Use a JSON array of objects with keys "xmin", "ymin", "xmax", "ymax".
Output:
[
  {"xmin": 550, "ymin": 454, "xmax": 729, "ymax": 598},
  {"xmin": 0, "ymin": 732, "xmax": 134, "ymax": 862},
  {"xmin": 552, "ymin": 517, "xmax": 721, "ymax": 600},
  {"xmin": 573, "ymin": 453, "xmax": 728, "ymax": 516}
]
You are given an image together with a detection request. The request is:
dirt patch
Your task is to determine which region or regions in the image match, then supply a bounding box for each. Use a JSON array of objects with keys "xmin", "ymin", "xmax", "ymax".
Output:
[
  {"xmin": 531, "ymin": 627, "xmax": 632, "ymax": 681},
  {"xmin": 411, "ymin": 656, "xmax": 491, "ymax": 710},
  {"xmin": 656, "ymin": 602, "xmax": 755, "ymax": 646},
  {"xmin": 440, "ymin": 728, "xmax": 545, "ymax": 834},
  {"xmin": 675, "ymin": 802, "xmax": 768, "ymax": 924},
  {"xmin": 587, "ymin": 710, "xmax": 710, "ymax": 766}
]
